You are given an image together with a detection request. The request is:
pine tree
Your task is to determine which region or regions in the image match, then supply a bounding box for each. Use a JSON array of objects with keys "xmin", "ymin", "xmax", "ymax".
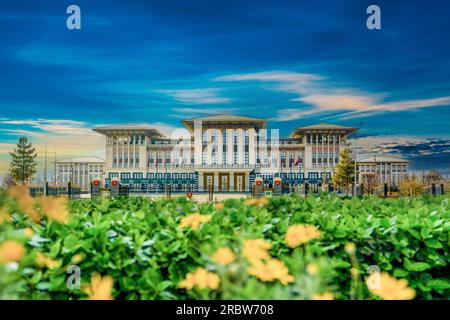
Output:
[
  {"xmin": 9, "ymin": 137, "xmax": 38, "ymax": 185},
  {"xmin": 332, "ymin": 144, "xmax": 355, "ymax": 191}
]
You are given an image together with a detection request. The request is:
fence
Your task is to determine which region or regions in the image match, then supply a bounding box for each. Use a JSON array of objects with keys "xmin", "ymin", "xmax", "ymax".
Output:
[{"xmin": 29, "ymin": 182, "xmax": 81, "ymax": 199}]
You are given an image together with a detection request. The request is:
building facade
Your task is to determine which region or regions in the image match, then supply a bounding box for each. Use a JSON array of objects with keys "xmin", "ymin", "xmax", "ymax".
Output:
[
  {"xmin": 93, "ymin": 115, "xmax": 358, "ymax": 192},
  {"xmin": 55, "ymin": 156, "xmax": 105, "ymax": 191},
  {"xmin": 357, "ymin": 156, "xmax": 410, "ymax": 187}
]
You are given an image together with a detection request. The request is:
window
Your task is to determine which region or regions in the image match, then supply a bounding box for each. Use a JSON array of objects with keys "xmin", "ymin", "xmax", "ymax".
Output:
[
  {"xmin": 121, "ymin": 173, "xmax": 131, "ymax": 179},
  {"xmin": 202, "ymin": 130, "xmax": 207, "ymax": 145}
]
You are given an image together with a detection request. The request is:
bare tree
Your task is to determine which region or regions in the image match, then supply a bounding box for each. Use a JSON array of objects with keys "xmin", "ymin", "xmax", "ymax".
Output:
[
  {"xmin": 423, "ymin": 170, "xmax": 443, "ymax": 186},
  {"xmin": 399, "ymin": 174, "xmax": 425, "ymax": 196},
  {"xmin": 361, "ymin": 172, "xmax": 378, "ymax": 195},
  {"xmin": 1, "ymin": 173, "xmax": 15, "ymax": 189}
]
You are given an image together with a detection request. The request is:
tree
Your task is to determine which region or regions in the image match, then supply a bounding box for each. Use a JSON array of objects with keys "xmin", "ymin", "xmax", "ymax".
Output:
[
  {"xmin": 422, "ymin": 170, "xmax": 443, "ymax": 186},
  {"xmin": 361, "ymin": 172, "xmax": 378, "ymax": 195},
  {"xmin": 1, "ymin": 173, "xmax": 15, "ymax": 189},
  {"xmin": 332, "ymin": 145, "xmax": 355, "ymax": 192},
  {"xmin": 399, "ymin": 174, "xmax": 425, "ymax": 196},
  {"xmin": 9, "ymin": 137, "xmax": 37, "ymax": 185}
]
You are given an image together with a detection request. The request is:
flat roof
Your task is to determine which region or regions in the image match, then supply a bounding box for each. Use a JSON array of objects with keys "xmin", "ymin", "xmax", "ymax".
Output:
[
  {"xmin": 182, "ymin": 114, "xmax": 267, "ymax": 131},
  {"xmin": 92, "ymin": 124, "xmax": 165, "ymax": 137},
  {"xmin": 357, "ymin": 155, "xmax": 411, "ymax": 163},
  {"xmin": 290, "ymin": 123, "xmax": 358, "ymax": 137},
  {"xmin": 55, "ymin": 156, "xmax": 105, "ymax": 164}
]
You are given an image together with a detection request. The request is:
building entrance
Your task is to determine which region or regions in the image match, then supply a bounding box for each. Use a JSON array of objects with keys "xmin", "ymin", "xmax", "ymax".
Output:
[
  {"xmin": 234, "ymin": 173, "xmax": 245, "ymax": 192},
  {"xmin": 219, "ymin": 173, "xmax": 230, "ymax": 191}
]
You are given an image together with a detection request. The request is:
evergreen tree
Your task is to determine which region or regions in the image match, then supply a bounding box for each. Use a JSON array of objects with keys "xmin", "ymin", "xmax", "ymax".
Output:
[
  {"xmin": 332, "ymin": 144, "xmax": 355, "ymax": 191},
  {"xmin": 9, "ymin": 137, "xmax": 37, "ymax": 184}
]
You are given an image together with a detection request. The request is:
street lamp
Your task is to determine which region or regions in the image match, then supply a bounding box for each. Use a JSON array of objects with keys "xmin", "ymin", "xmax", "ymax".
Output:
[{"xmin": 353, "ymin": 122, "xmax": 363, "ymax": 196}]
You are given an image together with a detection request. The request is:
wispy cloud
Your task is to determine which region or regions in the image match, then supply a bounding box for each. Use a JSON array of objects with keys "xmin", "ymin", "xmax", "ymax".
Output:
[
  {"xmin": 170, "ymin": 107, "xmax": 240, "ymax": 118},
  {"xmin": 215, "ymin": 71, "xmax": 450, "ymax": 121},
  {"xmin": 215, "ymin": 71, "xmax": 322, "ymax": 83},
  {"xmin": 353, "ymin": 135, "xmax": 450, "ymax": 175},
  {"xmin": 158, "ymin": 88, "xmax": 231, "ymax": 104},
  {"xmin": 0, "ymin": 118, "xmax": 184, "ymax": 175}
]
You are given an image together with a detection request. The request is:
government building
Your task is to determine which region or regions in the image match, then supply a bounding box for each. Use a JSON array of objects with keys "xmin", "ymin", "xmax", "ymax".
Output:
[
  {"xmin": 54, "ymin": 156, "xmax": 105, "ymax": 191},
  {"xmin": 91, "ymin": 114, "xmax": 362, "ymax": 192}
]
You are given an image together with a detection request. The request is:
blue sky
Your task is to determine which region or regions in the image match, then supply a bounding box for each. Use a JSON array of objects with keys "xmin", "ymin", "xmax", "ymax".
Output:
[{"xmin": 1, "ymin": 0, "xmax": 450, "ymax": 176}]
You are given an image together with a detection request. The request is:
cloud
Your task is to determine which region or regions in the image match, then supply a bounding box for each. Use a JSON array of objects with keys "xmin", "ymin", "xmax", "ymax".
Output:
[
  {"xmin": 170, "ymin": 107, "xmax": 240, "ymax": 118},
  {"xmin": 0, "ymin": 118, "xmax": 180, "ymax": 175},
  {"xmin": 157, "ymin": 88, "xmax": 231, "ymax": 104},
  {"xmin": 0, "ymin": 119, "xmax": 104, "ymax": 175},
  {"xmin": 353, "ymin": 135, "xmax": 450, "ymax": 175},
  {"xmin": 214, "ymin": 71, "xmax": 322, "ymax": 83},
  {"xmin": 334, "ymin": 97, "xmax": 450, "ymax": 120},
  {"xmin": 215, "ymin": 71, "xmax": 450, "ymax": 121}
]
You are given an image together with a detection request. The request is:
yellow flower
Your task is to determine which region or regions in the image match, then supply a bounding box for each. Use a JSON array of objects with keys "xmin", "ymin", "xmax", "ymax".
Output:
[
  {"xmin": 72, "ymin": 254, "xmax": 83, "ymax": 264},
  {"xmin": 179, "ymin": 213, "xmax": 212, "ymax": 230},
  {"xmin": 306, "ymin": 262, "xmax": 319, "ymax": 275},
  {"xmin": 212, "ymin": 247, "xmax": 235, "ymax": 265},
  {"xmin": 313, "ymin": 292, "xmax": 334, "ymax": 300},
  {"xmin": 366, "ymin": 272, "xmax": 415, "ymax": 300},
  {"xmin": 284, "ymin": 224, "xmax": 321, "ymax": 248},
  {"xmin": 8, "ymin": 185, "xmax": 40, "ymax": 223},
  {"xmin": 214, "ymin": 202, "xmax": 224, "ymax": 211},
  {"xmin": 0, "ymin": 207, "xmax": 12, "ymax": 224},
  {"xmin": 39, "ymin": 196, "xmax": 70, "ymax": 224},
  {"xmin": 247, "ymin": 258, "xmax": 294, "ymax": 285},
  {"xmin": 345, "ymin": 242, "xmax": 356, "ymax": 254},
  {"xmin": 83, "ymin": 272, "xmax": 114, "ymax": 300},
  {"xmin": 0, "ymin": 240, "xmax": 25, "ymax": 264},
  {"xmin": 244, "ymin": 197, "xmax": 269, "ymax": 206},
  {"xmin": 179, "ymin": 267, "xmax": 220, "ymax": 290},
  {"xmin": 23, "ymin": 227, "xmax": 34, "ymax": 237},
  {"xmin": 242, "ymin": 239, "xmax": 272, "ymax": 264},
  {"xmin": 35, "ymin": 252, "xmax": 61, "ymax": 269}
]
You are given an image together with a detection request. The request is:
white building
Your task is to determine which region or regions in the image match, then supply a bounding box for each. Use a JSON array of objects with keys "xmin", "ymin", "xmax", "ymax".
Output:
[
  {"xmin": 55, "ymin": 156, "xmax": 105, "ymax": 191},
  {"xmin": 93, "ymin": 115, "xmax": 358, "ymax": 192},
  {"xmin": 357, "ymin": 155, "xmax": 410, "ymax": 186}
]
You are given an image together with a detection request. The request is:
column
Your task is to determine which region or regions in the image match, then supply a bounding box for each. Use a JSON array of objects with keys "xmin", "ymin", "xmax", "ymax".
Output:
[
  {"xmin": 315, "ymin": 133, "xmax": 319, "ymax": 170},
  {"xmin": 238, "ymin": 128, "xmax": 244, "ymax": 165},
  {"xmin": 218, "ymin": 128, "xmax": 223, "ymax": 165},
  {"xmin": 333, "ymin": 134, "xmax": 336, "ymax": 167},
  {"xmin": 227, "ymin": 129, "xmax": 233, "ymax": 165},
  {"xmin": 214, "ymin": 172, "xmax": 219, "ymax": 190},
  {"xmin": 248, "ymin": 128, "xmax": 256, "ymax": 166},
  {"xmin": 321, "ymin": 133, "xmax": 324, "ymax": 169},
  {"xmin": 194, "ymin": 120, "xmax": 202, "ymax": 166},
  {"xmin": 230, "ymin": 172, "xmax": 234, "ymax": 191},
  {"xmin": 206, "ymin": 129, "xmax": 212, "ymax": 165}
]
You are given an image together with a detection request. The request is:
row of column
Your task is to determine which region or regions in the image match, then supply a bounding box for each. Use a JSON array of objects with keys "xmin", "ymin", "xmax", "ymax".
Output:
[{"xmin": 197, "ymin": 128, "xmax": 256, "ymax": 166}]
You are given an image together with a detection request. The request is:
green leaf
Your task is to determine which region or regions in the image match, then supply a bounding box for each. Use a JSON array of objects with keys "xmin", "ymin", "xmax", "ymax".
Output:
[
  {"xmin": 427, "ymin": 279, "xmax": 450, "ymax": 291},
  {"xmin": 405, "ymin": 261, "xmax": 432, "ymax": 272},
  {"xmin": 424, "ymin": 239, "xmax": 443, "ymax": 249},
  {"xmin": 393, "ymin": 268, "xmax": 408, "ymax": 278},
  {"xmin": 63, "ymin": 234, "xmax": 81, "ymax": 252}
]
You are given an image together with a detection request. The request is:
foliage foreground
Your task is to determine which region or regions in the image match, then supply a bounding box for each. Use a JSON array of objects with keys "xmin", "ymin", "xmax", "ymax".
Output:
[{"xmin": 0, "ymin": 189, "xmax": 449, "ymax": 300}]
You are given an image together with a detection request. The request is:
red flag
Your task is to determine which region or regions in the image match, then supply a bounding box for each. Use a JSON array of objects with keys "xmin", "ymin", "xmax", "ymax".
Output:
[{"xmin": 294, "ymin": 159, "xmax": 300, "ymax": 166}]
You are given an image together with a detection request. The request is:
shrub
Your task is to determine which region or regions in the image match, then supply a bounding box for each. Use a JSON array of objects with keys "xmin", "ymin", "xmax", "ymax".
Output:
[{"xmin": 0, "ymin": 190, "xmax": 449, "ymax": 300}]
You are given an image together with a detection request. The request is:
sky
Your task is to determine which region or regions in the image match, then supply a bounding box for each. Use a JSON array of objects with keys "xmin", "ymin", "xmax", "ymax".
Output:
[{"xmin": 0, "ymin": 0, "xmax": 449, "ymax": 178}]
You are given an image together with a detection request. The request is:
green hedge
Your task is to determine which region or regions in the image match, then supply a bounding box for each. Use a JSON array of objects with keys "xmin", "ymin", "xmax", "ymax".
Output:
[{"xmin": 0, "ymin": 191, "xmax": 449, "ymax": 300}]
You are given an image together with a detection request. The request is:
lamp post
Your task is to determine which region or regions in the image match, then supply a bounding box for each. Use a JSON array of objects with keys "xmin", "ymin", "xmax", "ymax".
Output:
[
  {"xmin": 353, "ymin": 122, "xmax": 363, "ymax": 196},
  {"xmin": 354, "ymin": 137, "xmax": 357, "ymax": 196}
]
